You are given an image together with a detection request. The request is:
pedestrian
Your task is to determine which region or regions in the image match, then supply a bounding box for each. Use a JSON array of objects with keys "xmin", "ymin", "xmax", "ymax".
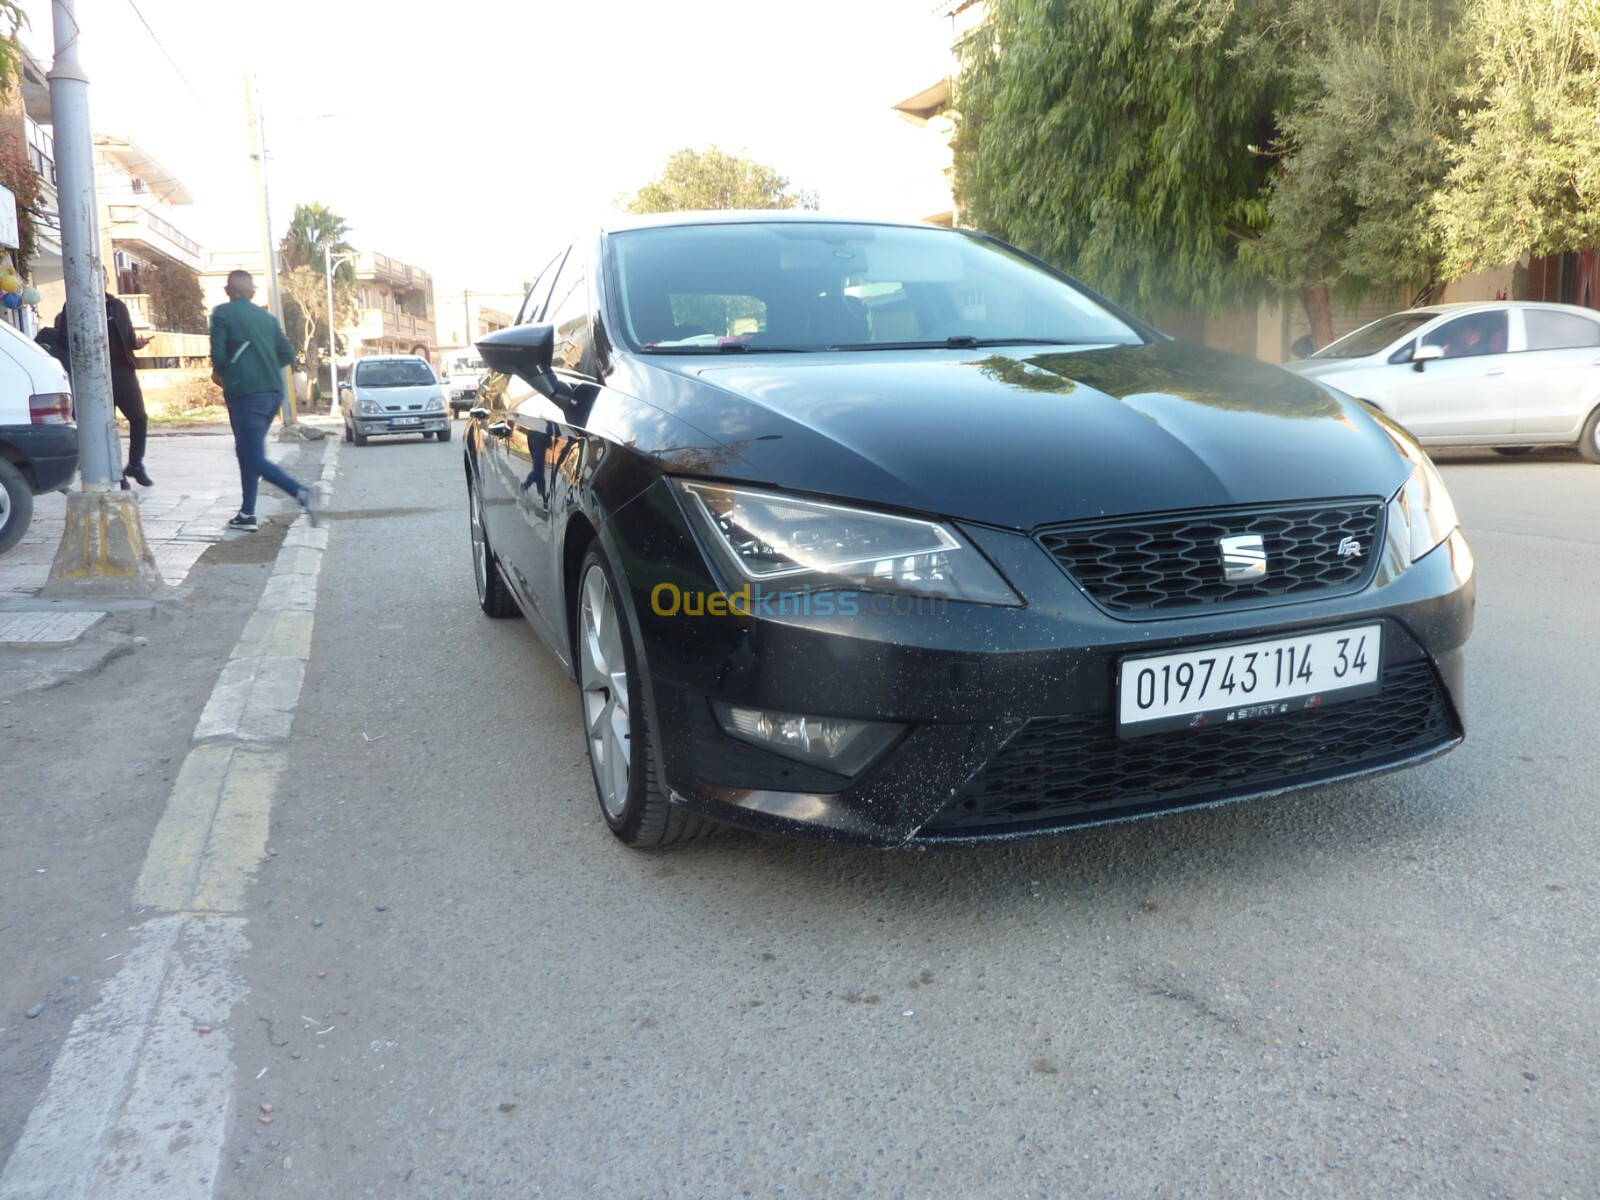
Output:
[
  {"xmin": 209, "ymin": 270, "xmax": 321, "ymax": 531},
  {"xmin": 53, "ymin": 268, "xmax": 154, "ymax": 487}
]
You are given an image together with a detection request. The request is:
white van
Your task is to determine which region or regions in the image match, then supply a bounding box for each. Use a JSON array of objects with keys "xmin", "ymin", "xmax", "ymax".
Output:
[
  {"xmin": 439, "ymin": 350, "xmax": 487, "ymax": 416},
  {"xmin": 0, "ymin": 320, "xmax": 76, "ymax": 554}
]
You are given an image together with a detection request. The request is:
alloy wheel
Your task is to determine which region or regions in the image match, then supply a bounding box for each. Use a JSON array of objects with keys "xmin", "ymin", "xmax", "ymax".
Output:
[
  {"xmin": 469, "ymin": 479, "xmax": 489, "ymax": 602},
  {"xmin": 579, "ymin": 563, "xmax": 632, "ymax": 820}
]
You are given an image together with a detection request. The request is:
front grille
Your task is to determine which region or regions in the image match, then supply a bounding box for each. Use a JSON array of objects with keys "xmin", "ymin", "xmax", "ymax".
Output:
[
  {"xmin": 1037, "ymin": 501, "xmax": 1384, "ymax": 615},
  {"xmin": 920, "ymin": 661, "xmax": 1454, "ymax": 838}
]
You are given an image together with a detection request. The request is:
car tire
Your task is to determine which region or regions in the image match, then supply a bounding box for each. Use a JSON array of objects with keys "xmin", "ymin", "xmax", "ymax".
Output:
[
  {"xmin": 468, "ymin": 470, "xmax": 519, "ymax": 619},
  {"xmin": 0, "ymin": 458, "xmax": 34, "ymax": 556},
  {"xmin": 342, "ymin": 422, "xmax": 353, "ymax": 444},
  {"xmin": 353, "ymin": 427, "xmax": 368, "ymax": 446},
  {"xmin": 437, "ymin": 424, "xmax": 452, "ymax": 443},
  {"xmin": 1580, "ymin": 407, "xmax": 1600, "ymax": 464},
  {"xmin": 576, "ymin": 544, "xmax": 715, "ymax": 848},
  {"xmin": 1492, "ymin": 446, "xmax": 1533, "ymax": 456}
]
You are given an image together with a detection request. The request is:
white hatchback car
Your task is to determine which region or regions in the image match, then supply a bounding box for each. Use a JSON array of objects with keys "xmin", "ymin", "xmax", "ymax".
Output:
[
  {"xmin": 338, "ymin": 355, "xmax": 450, "ymax": 446},
  {"xmin": 1285, "ymin": 301, "xmax": 1600, "ymax": 461}
]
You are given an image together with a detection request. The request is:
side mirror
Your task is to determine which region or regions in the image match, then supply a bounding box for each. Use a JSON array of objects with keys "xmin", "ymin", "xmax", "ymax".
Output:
[
  {"xmin": 1411, "ymin": 343, "xmax": 1444, "ymax": 372},
  {"xmin": 477, "ymin": 324, "xmax": 570, "ymax": 402}
]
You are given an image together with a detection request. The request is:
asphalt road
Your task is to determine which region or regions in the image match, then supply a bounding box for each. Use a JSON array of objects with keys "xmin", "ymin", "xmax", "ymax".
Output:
[{"xmin": 11, "ymin": 434, "xmax": 1600, "ymax": 1197}]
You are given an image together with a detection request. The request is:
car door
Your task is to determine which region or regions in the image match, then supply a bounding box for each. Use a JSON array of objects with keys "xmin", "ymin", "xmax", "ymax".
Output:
[
  {"xmin": 1509, "ymin": 307, "xmax": 1600, "ymax": 437},
  {"xmin": 1386, "ymin": 309, "xmax": 1516, "ymax": 441},
  {"xmin": 477, "ymin": 249, "xmax": 566, "ymax": 582},
  {"xmin": 501, "ymin": 244, "xmax": 593, "ymax": 652}
]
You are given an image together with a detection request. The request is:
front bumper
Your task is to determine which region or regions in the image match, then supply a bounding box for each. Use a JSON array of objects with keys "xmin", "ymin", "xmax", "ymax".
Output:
[
  {"xmin": 357, "ymin": 414, "xmax": 448, "ymax": 436},
  {"xmin": 609, "ymin": 483, "xmax": 1474, "ymax": 847}
]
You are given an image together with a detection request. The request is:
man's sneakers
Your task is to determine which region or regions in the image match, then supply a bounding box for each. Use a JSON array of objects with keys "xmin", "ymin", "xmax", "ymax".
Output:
[
  {"xmin": 124, "ymin": 463, "xmax": 153, "ymax": 488},
  {"xmin": 298, "ymin": 481, "xmax": 326, "ymax": 527},
  {"xmin": 227, "ymin": 513, "xmax": 258, "ymax": 532}
]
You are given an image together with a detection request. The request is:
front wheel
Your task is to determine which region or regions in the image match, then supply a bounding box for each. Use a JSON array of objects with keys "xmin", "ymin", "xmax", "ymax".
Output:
[
  {"xmin": 437, "ymin": 423, "xmax": 452, "ymax": 443},
  {"xmin": 576, "ymin": 546, "xmax": 713, "ymax": 848},
  {"xmin": 0, "ymin": 458, "xmax": 33, "ymax": 555},
  {"xmin": 1580, "ymin": 407, "xmax": 1600, "ymax": 464},
  {"xmin": 468, "ymin": 470, "xmax": 519, "ymax": 618}
]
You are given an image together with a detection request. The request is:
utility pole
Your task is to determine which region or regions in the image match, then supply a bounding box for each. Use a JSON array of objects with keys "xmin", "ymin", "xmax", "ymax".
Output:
[
  {"xmin": 325, "ymin": 243, "xmax": 358, "ymax": 412},
  {"xmin": 43, "ymin": 0, "xmax": 162, "ymax": 594},
  {"xmin": 243, "ymin": 73, "xmax": 297, "ymax": 427}
]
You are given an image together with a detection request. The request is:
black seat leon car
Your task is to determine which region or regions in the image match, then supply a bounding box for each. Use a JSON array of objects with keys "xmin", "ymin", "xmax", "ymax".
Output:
[{"xmin": 465, "ymin": 212, "xmax": 1472, "ymax": 848}]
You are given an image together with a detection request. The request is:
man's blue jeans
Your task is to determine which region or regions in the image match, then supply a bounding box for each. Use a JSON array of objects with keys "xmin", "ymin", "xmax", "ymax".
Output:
[{"xmin": 227, "ymin": 393, "xmax": 304, "ymax": 516}]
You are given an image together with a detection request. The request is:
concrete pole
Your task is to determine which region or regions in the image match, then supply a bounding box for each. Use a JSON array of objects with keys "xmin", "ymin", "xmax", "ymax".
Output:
[
  {"xmin": 43, "ymin": 0, "xmax": 162, "ymax": 595},
  {"xmin": 325, "ymin": 242, "xmax": 337, "ymax": 410},
  {"xmin": 45, "ymin": 0, "xmax": 116, "ymax": 490},
  {"xmin": 243, "ymin": 73, "xmax": 297, "ymax": 428}
]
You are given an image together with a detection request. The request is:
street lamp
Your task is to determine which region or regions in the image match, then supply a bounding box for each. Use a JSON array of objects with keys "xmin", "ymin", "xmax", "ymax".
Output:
[{"xmin": 324, "ymin": 244, "xmax": 359, "ymax": 413}]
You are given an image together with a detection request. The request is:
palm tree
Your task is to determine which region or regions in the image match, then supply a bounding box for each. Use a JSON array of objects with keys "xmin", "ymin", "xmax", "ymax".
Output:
[{"xmin": 280, "ymin": 202, "xmax": 353, "ymax": 281}]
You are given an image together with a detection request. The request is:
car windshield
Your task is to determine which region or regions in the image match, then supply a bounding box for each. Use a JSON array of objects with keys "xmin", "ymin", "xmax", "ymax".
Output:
[
  {"xmin": 354, "ymin": 360, "xmax": 434, "ymax": 387},
  {"xmin": 1313, "ymin": 312, "xmax": 1438, "ymax": 360},
  {"xmin": 609, "ymin": 222, "xmax": 1144, "ymax": 353}
]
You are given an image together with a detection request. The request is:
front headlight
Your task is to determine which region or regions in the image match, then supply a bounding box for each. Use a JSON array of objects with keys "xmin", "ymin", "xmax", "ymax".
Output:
[
  {"xmin": 356, "ymin": 395, "xmax": 383, "ymax": 415},
  {"xmin": 1379, "ymin": 424, "xmax": 1459, "ymax": 563},
  {"xmin": 426, "ymin": 393, "xmax": 445, "ymax": 410},
  {"xmin": 673, "ymin": 480, "xmax": 1021, "ymax": 606}
]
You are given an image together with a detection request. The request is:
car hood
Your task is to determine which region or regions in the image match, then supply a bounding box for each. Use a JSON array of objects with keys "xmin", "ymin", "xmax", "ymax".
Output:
[
  {"xmin": 622, "ymin": 340, "xmax": 1411, "ymax": 530},
  {"xmin": 1281, "ymin": 356, "xmax": 1380, "ymax": 382}
]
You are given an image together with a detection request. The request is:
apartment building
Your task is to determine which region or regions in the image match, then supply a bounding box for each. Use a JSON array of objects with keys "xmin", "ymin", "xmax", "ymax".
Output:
[{"xmin": 353, "ymin": 250, "xmax": 437, "ymax": 361}]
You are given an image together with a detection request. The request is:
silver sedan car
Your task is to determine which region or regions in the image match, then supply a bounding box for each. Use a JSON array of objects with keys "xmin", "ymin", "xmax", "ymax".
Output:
[
  {"xmin": 338, "ymin": 355, "xmax": 452, "ymax": 446},
  {"xmin": 1285, "ymin": 301, "xmax": 1600, "ymax": 461}
]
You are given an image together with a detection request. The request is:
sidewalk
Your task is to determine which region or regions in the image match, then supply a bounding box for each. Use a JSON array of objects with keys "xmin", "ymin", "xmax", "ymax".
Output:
[{"xmin": 0, "ymin": 420, "xmax": 333, "ymax": 693}]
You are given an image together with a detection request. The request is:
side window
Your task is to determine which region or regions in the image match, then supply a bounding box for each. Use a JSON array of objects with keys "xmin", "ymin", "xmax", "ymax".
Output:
[
  {"xmin": 1421, "ymin": 311, "xmax": 1508, "ymax": 360},
  {"xmin": 543, "ymin": 247, "xmax": 591, "ymax": 375},
  {"xmin": 1523, "ymin": 310, "xmax": 1600, "ymax": 351},
  {"xmin": 518, "ymin": 250, "xmax": 566, "ymax": 326}
]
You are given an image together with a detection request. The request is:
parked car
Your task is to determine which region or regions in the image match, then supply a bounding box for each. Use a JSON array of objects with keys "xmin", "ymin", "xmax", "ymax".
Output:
[
  {"xmin": 1284, "ymin": 301, "xmax": 1600, "ymax": 460},
  {"xmin": 338, "ymin": 355, "xmax": 450, "ymax": 445},
  {"xmin": 465, "ymin": 213, "xmax": 1473, "ymax": 848},
  {"xmin": 0, "ymin": 320, "xmax": 76, "ymax": 555},
  {"xmin": 440, "ymin": 352, "xmax": 487, "ymax": 416}
]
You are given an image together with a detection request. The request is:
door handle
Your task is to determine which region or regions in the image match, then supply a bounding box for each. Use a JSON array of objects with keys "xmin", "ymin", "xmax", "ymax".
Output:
[
  {"xmin": 487, "ymin": 421, "xmax": 512, "ymax": 439},
  {"xmin": 1486, "ymin": 368, "xmax": 1506, "ymax": 376}
]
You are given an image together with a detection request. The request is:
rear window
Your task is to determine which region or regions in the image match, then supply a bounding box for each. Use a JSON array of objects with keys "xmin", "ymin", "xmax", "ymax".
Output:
[{"xmin": 1523, "ymin": 310, "xmax": 1600, "ymax": 351}]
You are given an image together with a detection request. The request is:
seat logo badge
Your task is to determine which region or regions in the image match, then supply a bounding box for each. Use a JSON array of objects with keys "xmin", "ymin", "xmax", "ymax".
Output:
[
  {"xmin": 1337, "ymin": 536, "xmax": 1364, "ymax": 560},
  {"xmin": 1219, "ymin": 534, "xmax": 1268, "ymax": 582}
]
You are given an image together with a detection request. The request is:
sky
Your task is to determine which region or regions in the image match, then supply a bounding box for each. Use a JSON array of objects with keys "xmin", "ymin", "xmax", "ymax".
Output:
[{"xmin": 20, "ymin": 0, "xmax": 958, "ymax": 302}]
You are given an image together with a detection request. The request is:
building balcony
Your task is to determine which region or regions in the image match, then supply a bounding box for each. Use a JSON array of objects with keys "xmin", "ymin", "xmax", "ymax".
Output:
[
  {"xmin": 356, "ymin": 307, "xmax": 436, "ymax": 348},
  {"xmin": 104, "ymin": 204, "xmax": 204, "ymax": 272},
  {"xmin": 357, "ymin": 251, "xmax": 432, "ymax": 292}
]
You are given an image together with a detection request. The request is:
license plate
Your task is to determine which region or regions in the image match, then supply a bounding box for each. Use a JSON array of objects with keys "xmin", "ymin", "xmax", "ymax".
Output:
[
  {"xmin": 391, "ymin": 417, "xmax": 421, "ymax": 427},
  {"xmin": 1117, "ymin": 624, "xmax": 1382, "ymax": 736}
]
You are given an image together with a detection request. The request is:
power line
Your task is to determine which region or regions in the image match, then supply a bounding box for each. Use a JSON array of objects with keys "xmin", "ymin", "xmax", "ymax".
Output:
[{"xmin": 124, "ymin": 0, "xmax": 206, "ymax": 104}]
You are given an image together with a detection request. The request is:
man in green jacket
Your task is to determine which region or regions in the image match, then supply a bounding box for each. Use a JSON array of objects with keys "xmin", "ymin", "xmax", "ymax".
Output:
[{"xmin": 209, "ymin": 270, "xmax": 320, "ymax": 531}]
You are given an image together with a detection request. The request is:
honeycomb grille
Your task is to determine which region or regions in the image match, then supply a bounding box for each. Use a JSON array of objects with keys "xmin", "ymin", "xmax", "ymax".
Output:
[
  {"xmin": 1037, "ymin": 502, "xmax": 1384, "ymax": 615},
  {"xmin": 920, "ymin": 661, "xmax": 1453, "ymax": 838}
]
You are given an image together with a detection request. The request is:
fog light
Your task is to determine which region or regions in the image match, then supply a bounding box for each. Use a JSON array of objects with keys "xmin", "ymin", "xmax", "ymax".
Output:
[{"xmin": 711, "ymin": 702, "xmax": 905, "ymax": 777}]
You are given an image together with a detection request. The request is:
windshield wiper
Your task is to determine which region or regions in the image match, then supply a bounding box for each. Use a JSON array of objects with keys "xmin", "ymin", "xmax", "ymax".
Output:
[
  {"xmin": 639, "ymin": 343, "xmax": 806, "ymax": 354},
  {"xmin": 826, "ymin": 336, "xmax": 1113, "ymax": 352}
]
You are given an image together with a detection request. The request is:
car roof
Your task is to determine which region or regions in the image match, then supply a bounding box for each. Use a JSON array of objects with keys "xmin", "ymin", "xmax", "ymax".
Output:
[
  {"xmin": 355, "ymin": 354, "xmax": 430, "ymax": 364},
  {"xmin": 1400, "ymin": 301, "xmax": 1600, "ymax": 318},
  {"xmin": 596, "ymin": 210, "xmax": 958, "ymax": 236}
]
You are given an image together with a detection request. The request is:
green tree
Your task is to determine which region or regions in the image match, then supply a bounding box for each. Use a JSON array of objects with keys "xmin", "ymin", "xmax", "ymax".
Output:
[
  {"xmin": 280, "ymin": 202, "xmax": 354, "ymax": 281},
  {"xmin": 143, "ymin": 256, "xmax": 207, "ymax": 334},
  {"xmin": 951, "ymin": 0, "xmax": 1285, "ymax": 312},
  {"xmin": 623, "ymin": 147, "xmax": 818, "ymax": 213},
  {"xmin": 1243, "ymin": 0, "xmax": 1469, "ymax": 345},
  {"xmin": 1433, "ymin": 0, "xmax": 1600, "ymax": 275}
]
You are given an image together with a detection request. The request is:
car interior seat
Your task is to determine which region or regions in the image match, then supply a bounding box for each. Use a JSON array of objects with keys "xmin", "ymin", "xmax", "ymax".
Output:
[{"xmin": 803, "ymin": 291, "xmax": 871, "ymax": 347}]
